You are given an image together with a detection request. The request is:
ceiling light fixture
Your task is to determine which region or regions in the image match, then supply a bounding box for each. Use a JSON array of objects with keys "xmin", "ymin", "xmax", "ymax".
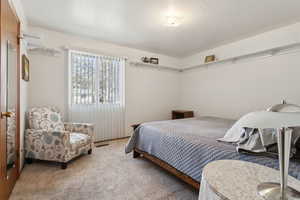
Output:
[{"xmin": 165, "ymin": 15, "xmax": 182, "ymax": 27}]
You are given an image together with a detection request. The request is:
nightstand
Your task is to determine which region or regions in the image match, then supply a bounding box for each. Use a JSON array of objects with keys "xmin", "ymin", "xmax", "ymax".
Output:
[{"xmin": 172, "ymin": 110, "xmax": 194, "ymax": 120}]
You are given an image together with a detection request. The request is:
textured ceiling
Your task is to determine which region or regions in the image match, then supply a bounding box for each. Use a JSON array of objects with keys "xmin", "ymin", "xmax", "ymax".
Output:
[{"xmin": 22, "ymin": 0, "xmax": 300, "ymax": 57}]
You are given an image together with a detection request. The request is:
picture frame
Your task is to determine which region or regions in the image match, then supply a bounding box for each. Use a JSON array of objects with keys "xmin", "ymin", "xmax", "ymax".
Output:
[
  {"xmin": 204, "ymin": 55, "xmax": 216, "ymax": 63},
  {"xmin": 150, "ymin": 57, "xmax": 159, "ymax": 65},
  {"xmin": 22, "ymin": 54, "xmax": 29, "ymax": 81}
]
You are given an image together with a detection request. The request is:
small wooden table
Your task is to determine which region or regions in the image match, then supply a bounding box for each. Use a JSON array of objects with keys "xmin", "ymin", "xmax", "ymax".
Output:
[
  {"xmin": 199, "ymin": 160, "xmax": 300, "ymax": 200},
  {"xmin": 172, "ymin": 110, "xmax": 194, "ymax": 120}
]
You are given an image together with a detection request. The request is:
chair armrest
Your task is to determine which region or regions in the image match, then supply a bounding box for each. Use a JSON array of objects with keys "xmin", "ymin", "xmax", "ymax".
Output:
[
  {"xmin": 25, "ymin": 129, "xmax": 71, "ymax": 146},
  {"xmin": 64, "ymin": 122, "xmax": 94, "ymax": 139}
]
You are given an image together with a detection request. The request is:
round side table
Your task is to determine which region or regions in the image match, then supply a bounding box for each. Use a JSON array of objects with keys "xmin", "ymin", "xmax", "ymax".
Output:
[{"xmin": 199, "ymin": 160, "xmax": 300, "ymax": 200}]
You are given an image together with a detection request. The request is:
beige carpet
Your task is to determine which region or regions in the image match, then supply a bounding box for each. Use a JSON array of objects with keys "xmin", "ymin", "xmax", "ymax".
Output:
[{"xmin": 10, "ymin": 139, "xmax": 198, "ymax": 200}]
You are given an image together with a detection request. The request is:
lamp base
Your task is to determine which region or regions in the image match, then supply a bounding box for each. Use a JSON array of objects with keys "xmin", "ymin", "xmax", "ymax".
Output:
[{"xmin": 258, "ymin": 182, "xmax": 300, "ymax": 200}]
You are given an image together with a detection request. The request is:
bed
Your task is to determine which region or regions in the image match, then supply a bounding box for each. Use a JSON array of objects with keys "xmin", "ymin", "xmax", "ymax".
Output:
[{"xmin": 125, "ymin": 116, "xmax": 300, "ymax": 189}]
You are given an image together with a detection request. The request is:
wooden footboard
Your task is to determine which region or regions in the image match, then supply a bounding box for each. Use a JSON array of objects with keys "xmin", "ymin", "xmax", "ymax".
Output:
[{"xmin": 133, "ymin": 148, "xmax": 200, "ymax": 190}]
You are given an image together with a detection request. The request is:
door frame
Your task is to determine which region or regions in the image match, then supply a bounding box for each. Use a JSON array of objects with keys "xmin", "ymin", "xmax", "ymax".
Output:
[{"xmin": 0, "ymin": 0, "xmax": 21, "ymax": 199}]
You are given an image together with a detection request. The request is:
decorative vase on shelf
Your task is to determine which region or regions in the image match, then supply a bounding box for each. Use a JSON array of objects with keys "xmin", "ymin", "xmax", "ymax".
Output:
[{"xmin": 141, "ymin": 57, "xmax": 150, "ymax": 63}]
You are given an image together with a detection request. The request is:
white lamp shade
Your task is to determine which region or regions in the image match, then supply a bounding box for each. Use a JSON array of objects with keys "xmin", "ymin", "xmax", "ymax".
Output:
[{"xmin": 239, "ymin": 111, "xmax": 300, "ymax": 128}]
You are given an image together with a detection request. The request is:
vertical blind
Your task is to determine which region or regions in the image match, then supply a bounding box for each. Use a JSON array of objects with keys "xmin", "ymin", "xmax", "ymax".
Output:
[{"xmin": 68, "ymin": 50, "xmax": 125, "ymax": 141}]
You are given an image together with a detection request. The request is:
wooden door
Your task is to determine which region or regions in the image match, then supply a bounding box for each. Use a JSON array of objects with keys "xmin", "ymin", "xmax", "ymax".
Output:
[{"xmin": 0, "ymin": 0, "xmax": 20, "ymax": 199}]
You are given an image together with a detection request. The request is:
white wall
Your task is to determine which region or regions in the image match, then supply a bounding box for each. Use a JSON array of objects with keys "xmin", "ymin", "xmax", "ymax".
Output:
[
  {"xmin": 28, "ymin": 22, "xmax": 300, "ymax": 138},
  {"xmin": 180, "ymin": 22, "xmax": 300, "ymax": 119},
  {"xmin": 19, "ymin": 39, "xmax": 28, "ymax": 170},
  {"xmin": 28, "ymin": 26, "xmax": 180, "ymax": 136}
]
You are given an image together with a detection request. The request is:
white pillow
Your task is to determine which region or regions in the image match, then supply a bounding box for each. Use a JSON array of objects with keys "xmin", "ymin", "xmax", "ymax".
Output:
[
  {"xmin": 219, "ymin": 105, "xmax": 300, "ymax": 143},
  {"xmin": 217, "ymin": 117, "xmax": 245, "ymax": 143},
  {"xmin": 218, "ymin": 111, "xmax": 264, "ymax": 143}
]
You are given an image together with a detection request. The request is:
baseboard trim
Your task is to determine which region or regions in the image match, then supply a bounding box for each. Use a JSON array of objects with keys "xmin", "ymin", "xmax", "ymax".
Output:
[{"xmin": 94, "ymin": 136, "xmax": 130, "ymax": 144}]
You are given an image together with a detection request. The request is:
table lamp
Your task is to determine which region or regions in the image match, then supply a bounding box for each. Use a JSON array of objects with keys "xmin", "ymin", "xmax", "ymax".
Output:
[{"xmin": 240, "ymin": 110, "xmax": 300, "ymax": 200}]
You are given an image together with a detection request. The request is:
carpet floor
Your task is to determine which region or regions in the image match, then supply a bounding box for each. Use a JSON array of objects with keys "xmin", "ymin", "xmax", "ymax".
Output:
[{"xmin": 10, "ymin": 139, "xmax": 198, "ymax": 200}]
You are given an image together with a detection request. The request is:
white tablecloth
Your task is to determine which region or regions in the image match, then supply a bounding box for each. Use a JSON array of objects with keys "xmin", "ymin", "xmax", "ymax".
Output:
[
  {"xmin": 199, "ymin": 174, "xmax": 223, "ymax": 200},
  {"xmin": 198, "ymin": 160, "xmax": 300, "ymax": 200}
]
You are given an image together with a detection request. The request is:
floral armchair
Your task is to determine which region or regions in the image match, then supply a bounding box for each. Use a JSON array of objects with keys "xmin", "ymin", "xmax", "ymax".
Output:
[{"xmin": 25, "ymin": 107, "xmax": 94, "ymax": 169}]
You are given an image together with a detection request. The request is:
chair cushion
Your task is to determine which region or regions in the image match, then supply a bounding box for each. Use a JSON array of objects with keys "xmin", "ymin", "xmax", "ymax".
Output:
[
  {"xmin": 28, "ymin": 107, "xmax": 65, "ymax": 131},
  {"xmin": 70, "ymin": 132, "xmax": 91, "ymax": 149}
]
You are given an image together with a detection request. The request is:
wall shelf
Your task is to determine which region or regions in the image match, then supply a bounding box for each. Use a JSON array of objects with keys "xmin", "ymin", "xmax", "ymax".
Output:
[
  {"xmin": 181, "ymin": 42, "xmax": 300, "ymax": 72},
  {"xmin": 27, "ymin": 43, "xmax": 62, "ymax": 57},
  {"xmin": 27, "ymin": 42, "xmax": 300, "ymax": 71},
  {"xmin": 129, "ymin": 61, "xmax": 181, "ymax": 72}
]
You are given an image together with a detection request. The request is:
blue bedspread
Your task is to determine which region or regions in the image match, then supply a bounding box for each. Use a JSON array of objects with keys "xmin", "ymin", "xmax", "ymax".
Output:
[{"xmin": 125, "ymin": 117, "xmax": 300, "ymax": 182}]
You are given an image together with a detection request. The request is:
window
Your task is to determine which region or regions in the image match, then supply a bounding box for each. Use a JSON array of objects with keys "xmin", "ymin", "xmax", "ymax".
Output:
[{"xmin": 69, "ymin": 50, "xmax": 125, "ymax": 105}]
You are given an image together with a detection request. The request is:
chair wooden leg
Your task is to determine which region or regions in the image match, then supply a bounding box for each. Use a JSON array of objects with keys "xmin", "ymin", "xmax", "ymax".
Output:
[
  {"xmin": 88, "ymin": 149, "xmax": 92, "ymax": 154},
  {"xmin": 26, "ymin": 158, "xmax": 33, "ymax": 164},
  {"xmin": 61, "ymin": 163, "xmax": 68, "ymax": 169}
]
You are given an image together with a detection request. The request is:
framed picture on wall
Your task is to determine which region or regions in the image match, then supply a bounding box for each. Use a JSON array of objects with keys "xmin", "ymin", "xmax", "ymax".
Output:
[
  {"xmin": 22, "ymin": 54, "xmax": 29, "ymax": 81},
  {"xmin": 204, "ymin": 55, "xmax": 216, "ymax": 63},
  {"xmin": 150, "ymin": 57, "xmax": 159, "ymax": 65}
]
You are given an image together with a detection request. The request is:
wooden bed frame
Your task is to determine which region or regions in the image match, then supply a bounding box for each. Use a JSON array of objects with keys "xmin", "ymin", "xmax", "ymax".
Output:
[{"xmin": 133, "ymin": 148, "xmax": 200, "ymax": 190}]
